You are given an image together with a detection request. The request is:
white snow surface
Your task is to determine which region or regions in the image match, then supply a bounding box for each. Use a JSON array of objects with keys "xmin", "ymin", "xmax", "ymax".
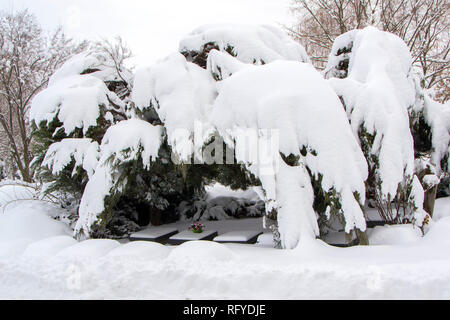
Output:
[
  {"xmin": 211, "ymin": 59, "xmax": 368, "ymax": 248},
  {"xmin": 130, "ymin": 227, "xmax": 178, "ymax": 240},
  {"xmin": 75, "ymin": 119, "xmax": 163, "ymax": 236},
  {"xmin": 169, "ymin": 230, "xmax": 218, "ymax": 241},
  {"xmin": 0, "ymin": 198, "xmax": 450, "ymax": 298},
  {"xmin": 214, "ymin": 230, "xmax": 262, "ymax": 242},
  {"xmin": 180, "ymin": 24, "xmax": 310, "ymax": 65},
  {"xmin": 132, "ymin": 53, "xmax": 216, "ymax": 162}
]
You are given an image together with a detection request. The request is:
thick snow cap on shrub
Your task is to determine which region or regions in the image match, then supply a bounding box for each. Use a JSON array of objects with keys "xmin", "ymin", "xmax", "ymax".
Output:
[
  {"xmin": 75, "ymin": 119, "xmax": 163, "ymax": 237},
  {"xmin": 326, "ymin": 27, "xmax": 418, "ymax": 199},
  {"xmin": 49, "ymin": 50, "xmax": 133, "ymax": 86},
  {"xmin": 30, "ymin": 74, "xmax": 120, "ymax": 135},
  {"xmin": 42, "ymin": 138, "xmax": 100, "ymax": 178},
  {"xmin": 179, "ymin": 24, "xmax": 310, "ymax": 65},
  {"xmin": 131, "ymin": 53, "xmax": 216, "ymax": 162},
  {"xmin": 211, "ymin": 60, "xmax": 368, "ymax": 248}
]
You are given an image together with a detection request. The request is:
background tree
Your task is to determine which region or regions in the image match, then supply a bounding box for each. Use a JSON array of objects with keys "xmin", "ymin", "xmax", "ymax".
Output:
[
  {"xmin": 287, "ymin": 0, "xmax": 449, "ymax": 102},
  {"xmin": 0, "ymin": 9, "xmax": 87, "ymax": 182}
]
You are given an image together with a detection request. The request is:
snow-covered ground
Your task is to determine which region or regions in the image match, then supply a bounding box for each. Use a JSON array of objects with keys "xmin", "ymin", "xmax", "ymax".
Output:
[{"xmin": 0, "ymin": 185, "xmax": 449, "ymax": 299}]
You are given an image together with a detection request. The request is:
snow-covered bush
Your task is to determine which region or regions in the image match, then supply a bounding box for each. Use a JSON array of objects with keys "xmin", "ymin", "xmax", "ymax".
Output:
[
  {"xmin": 30, "ymin": 44, "xmax": 132, "ymax": 233},
  {"xmin": 325, "ymin": 27, "xmax": 449, "ymax": 225},
  {"xmin": 30, "ymin": 23, "xmax": 448, "ymax": 249},
  {"xmin": 210, "ymin": 59, "xmax": 368, "ymax": 248}
]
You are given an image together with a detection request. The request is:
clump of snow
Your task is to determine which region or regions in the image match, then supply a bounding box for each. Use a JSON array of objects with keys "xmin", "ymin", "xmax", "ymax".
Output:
[
  {"xmin": 131, "ymin": 53, "xmax": 216, "ymax": 162},
  {"xmin": 75, "ymin": 119, "xmax": 163, "ymax": 237},
  {"xmin": 206, "ymin": 49, "xmax": 249, "ymax": 80},
  {"xmin": 180, "ymin": 24, "xmax": 310, "ymax": 65},
  {"xmin": 368, "ymin": 224, "xmax": 422, "ymax": 245},
  {"xmin": 211, "ymin": 59, "xmax": 368, "ymax": 248},
  {"xmin": 168, "ymin": 240, "xmax": 236, "ymax": 262},
  {"xmin": 30, "ymin": 75, "xmax": 119, "ymax": 135},
  {"xmin": 256, "ymin": 232, "xmax": 275, "ymax": 247},
  {"xmin": 56, "ymin": 239, "xmax": 120, "ymax": 260},
  {"xmin": 106, "ymin": 241, "xmax": 170, "ymax": 260},
  {"xmin": 410, "ymin": 176, "xmax": 428, "ymax": 225},
  {"xmin": 49, "ymin": 50, "xmax": 132, "ymax": 86},
  {"xmin": 42, "ymin": 138, "xmax": 100, "ymax": 178},
  {"xmin": 99, "ymin": 118, "xmax": 163, "ymax": 169}
]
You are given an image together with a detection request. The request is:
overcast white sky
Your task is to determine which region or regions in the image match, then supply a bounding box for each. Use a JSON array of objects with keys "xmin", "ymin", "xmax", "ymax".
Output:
[{"xmin": 2, "ymin": 0, "xmax": 294, "ymax": 67}]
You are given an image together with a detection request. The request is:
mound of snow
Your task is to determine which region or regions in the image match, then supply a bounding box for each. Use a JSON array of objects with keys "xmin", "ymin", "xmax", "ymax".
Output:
[
  {"xmin": 106, "ymin": 241, "xmax": 170, "ymax": 260},
  {"xmin": 22, "ymin": 236, "xmax": 77, "ymax": 260},
  {"xmin": 434, "ymin": 197, "xmax": 450, "ymax": 221},
  {"xmin": 168, "ymin": 240, "xmax": 236, "ymax": 262},
  {"xmin": 423, "ymin": 217, "xmax": 450, "ymax": 246},
  {"xmin": 180, "ymin": 24, "xmax": 310, "ymax": 65},
  {"xmin": 0, "ymin": 184, "xmax": 36, "ymax": 208},
  {"xmin": 56, "ymin": 239, "xmax": 120, "ymax": 260},
  {"xmin": 0, "ymin": 209, "xmax": 71, "ymax": 243},
  {"xmin": 368, "ymin": 225, "xmax": 422, "ymax": 245},
  {"xmin": 211, "ymin": 59, "xmax": 368, "ymax": 248}
]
